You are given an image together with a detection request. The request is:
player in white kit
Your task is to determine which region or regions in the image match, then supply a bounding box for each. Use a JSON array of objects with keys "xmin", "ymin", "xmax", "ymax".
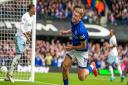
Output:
[
  {"xmin": 107, "ymin": 29, "xmax": 125, "ymax": 82},
  {"xmin": 5, "ymin": 4, "xmax": 35, "ymax": 83}
]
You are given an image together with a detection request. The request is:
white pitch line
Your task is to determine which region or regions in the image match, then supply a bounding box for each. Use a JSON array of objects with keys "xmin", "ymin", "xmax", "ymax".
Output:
[
  {"xmin": 35, "ymin": 81, "xmax": 60, "ymax": 85},
  {"xmin": 88, "ymin": 77, "xmax": 126, "ymax": 82}
]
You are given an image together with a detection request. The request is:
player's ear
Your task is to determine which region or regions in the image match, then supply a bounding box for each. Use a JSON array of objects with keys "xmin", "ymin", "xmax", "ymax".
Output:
[
  {"xmin": 79, "ymin": 14, "xmax": 83, "ymax": 19},
  {"xmin": 80, "ymin": 15, "xmax": 82, "ymax": 19},
  {"xmin": 79, "ymin": 9, "xmax": 85, "ymax": 19}
]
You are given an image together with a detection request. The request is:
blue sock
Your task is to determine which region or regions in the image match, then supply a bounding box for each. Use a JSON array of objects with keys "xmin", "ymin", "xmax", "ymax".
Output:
[
  {"xmin": 122, "ymin": 72, "xmax": 124, "ymax": 76},
  {"xmin": 87, "ymin": 66, "xmax": 93, "ymax": 73},
  {"xmin": 63, "ymin": 79, "xmax": 68, "ymax": 85},
  {"xmin": 122, "ymin": 73, "xmax": 125, "ymax": 77}
]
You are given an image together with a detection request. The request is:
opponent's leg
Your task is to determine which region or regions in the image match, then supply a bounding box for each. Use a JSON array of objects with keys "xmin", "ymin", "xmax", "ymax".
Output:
[
  {"xmin": 5, "ymin": 54, "xmax": 21, "ymax": 83},
  {"xmin": 9, "ymin": 54, "xmax": 21, "ymax": 76},
  {"xmin": 109, "ymin": 65, "xmax": 115, "ymax": 81},
  {"xmin": 116, "ymin": 57, "xmax": 125, "ymax": 82},
  {"xmin": 107, "ymin": 56, "xmax": 115, "ymax": 81},
  {"xmin": 117, "ymin": 63, "xmax": 125, "ymax": 82},
  {"xmin": 5, "ymin": 36, "xmax": 26, "ymax": 83}
]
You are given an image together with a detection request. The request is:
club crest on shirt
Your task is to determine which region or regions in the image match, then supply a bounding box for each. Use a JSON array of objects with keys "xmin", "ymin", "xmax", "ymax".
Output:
[
  {"xmin": 74, "ymin": 30, "xmax": 78, "ymax": 35},
  {"xmin": 72, "ymin": 33, "xmax": 78, "ymax": 39},
  {"xmin": 80, "ymin": 34, "xmax": 85, "ymax": 39}
]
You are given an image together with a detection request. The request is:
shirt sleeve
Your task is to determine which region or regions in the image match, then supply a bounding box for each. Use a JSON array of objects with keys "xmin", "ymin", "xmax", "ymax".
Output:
[
  {"xmin": 20, "ymin": 15, "xmax": 26, "ymax": 33},
  {"xmin": 78, "ymin": 32, "xmax": 86, "ymax": 41},
  {"xmin": 112, "ymin": 36, "xmax": 117, "ymax": 45}
]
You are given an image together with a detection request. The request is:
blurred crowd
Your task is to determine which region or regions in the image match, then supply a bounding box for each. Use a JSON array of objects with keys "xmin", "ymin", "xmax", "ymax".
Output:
[
  {"xmin": 37, "ymin": 0, "xmax": 105, "ymax": 24},
  {"xmin": 35, "ymin": 39, "xmax": 128, "ymax": 69},
  {"xmin": 0, "ymin": 39, "xmax": 128, "ymax": 69},
  {"xmin": 0, "ymin": 0, "xmax": 33, "ymax": 21},
  {"xmin": 0, "ymin": 40, "xmax": 16, "ymax": 58},
  {"xmin": 35, "ymin": 39, "xmax": 66, "ymax": 67},
  {"xmin": 1, "ymin": 0, "xmax": 127, "ymax": 25},
  {"xmin": 37, "ymin": 0, "xmax": 128, "ymax": 25},
  {"xmin": 88, "ymin": 41, "xmax": 128, "ymax": 69},
  {"xmin": 107, "ymin": 0, "xmax": 128, "ymax": 25},
  {"xmin": 0, "ymin": 40, "xmax": 32, "ymax": 66}
]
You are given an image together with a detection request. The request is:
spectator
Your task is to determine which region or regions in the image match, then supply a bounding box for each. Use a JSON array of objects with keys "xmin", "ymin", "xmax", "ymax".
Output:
[
  {"xmin": 0, "ymin": 39, "xmax": 127, "ymax": 69},
  {"xmin": 35, "ymin": 53, "xmax": 45, "ymax": 67},
  {"xmin": 96, "ymin": 0, "xmax": 105, "ymax": 16},
  {"xmin": 37, "ymin": 0, "xmax": 101, "ymax": 24},
  {"xmin": 107, "ymin": 0, "xmax": 128, "ymax": 25},
  {"xmin": 45, "ymin": 53, "xmax": 53, "ymax": 66},
  {"xmin": 51, "ymin": 56, "xmax": 58, "ymax": 67},
  {"xmin": 37, "ymin": 0, "xmax": 43, "ymax": 19}
]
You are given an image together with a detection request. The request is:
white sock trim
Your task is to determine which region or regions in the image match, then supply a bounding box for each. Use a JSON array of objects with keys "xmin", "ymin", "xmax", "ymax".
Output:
[{"xmin": 90, "ymin": 65, "xmax": 94, "ymax": 69}]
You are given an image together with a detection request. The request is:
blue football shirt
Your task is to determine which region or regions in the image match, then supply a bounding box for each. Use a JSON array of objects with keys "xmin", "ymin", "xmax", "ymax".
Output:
[{"xmin": 70, "ymin": 20, "xmax": 88, "ymax": 51}]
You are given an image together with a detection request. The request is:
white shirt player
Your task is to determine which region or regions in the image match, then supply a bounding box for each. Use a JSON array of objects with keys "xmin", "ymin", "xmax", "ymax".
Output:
[
  {"xmin": 109, "ymin": 35, "xmax": 118, "ymax": 56},
  {"xmin": 16, "ymin": 12, "xmax": 34, "ymax": 41}
]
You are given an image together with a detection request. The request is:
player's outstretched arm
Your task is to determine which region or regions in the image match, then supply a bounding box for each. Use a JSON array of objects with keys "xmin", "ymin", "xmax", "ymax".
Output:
[
  {"xmin": 109, "ymin": 44, "xmax": 117, "ymax": 48},
  {"xmin": 65, "ymin": 40, "xmax": 86, "ymax": 51},
  {"xmin": 60, "ymin": 29, "xmax": 71, "ymax": 35},
  {"xmin": 72, "ymin": 40, "xmax": 86, "ymax": 50},
  {"xmin": 104, "ymin": 42, "xmax": 117, "ymax": 49}
]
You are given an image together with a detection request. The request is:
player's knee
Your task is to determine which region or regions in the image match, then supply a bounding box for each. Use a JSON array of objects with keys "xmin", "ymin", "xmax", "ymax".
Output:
[
  {"xmin": 78, "ymin": 74, "xmax": 85, "ymax": 81},
  {"xmin": 78, "ymin": 76, "xmax": 85, "ymax": 81},
  {"xmin": 79, "ymin": 78, "xmax": 84, "ymax": 81},
  {"xmin": 62, "ymin": 63, "xmax": 69, "ymax": 71}
]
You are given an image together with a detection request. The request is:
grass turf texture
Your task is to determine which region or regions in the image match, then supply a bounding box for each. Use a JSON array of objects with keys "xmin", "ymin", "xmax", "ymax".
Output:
[{"xmin": 0, "ymin": 72, "xmax": 127, "ymax": 85}]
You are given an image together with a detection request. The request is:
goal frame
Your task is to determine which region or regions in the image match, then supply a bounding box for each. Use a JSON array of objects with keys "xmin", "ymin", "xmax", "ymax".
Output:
[{"xmin": 0, "ymin": 0, "xmax": 36, "ymax": 82}]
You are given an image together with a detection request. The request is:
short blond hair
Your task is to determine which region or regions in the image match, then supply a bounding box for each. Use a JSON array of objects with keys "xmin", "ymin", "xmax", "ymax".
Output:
[{"xmin": 74, "ymin": 6, "xmax": 84, "ymax": 17}]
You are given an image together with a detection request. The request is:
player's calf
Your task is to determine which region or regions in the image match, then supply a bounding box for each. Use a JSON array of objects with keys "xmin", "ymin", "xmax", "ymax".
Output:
[
  {"xmin": 62, "ymin": 63, "xmax": 70, "ymax": 85},
  {"xmin": 9, "ymin": 55, "xmax": 21, "ymax": 76},
  {"xmin": 62, "ymin": 63, "xmax": 69, "ymax": 79},
  {"xmin": 90, "ymin": 62, "xmax": 98, "ymax": 77},
  {"xmin": 4, "ymin": 72, "xmax": 14, "ymax": 83},
  {"xmin": 62, "ymin": 56, "xmax": 72, "ymax": 85}
]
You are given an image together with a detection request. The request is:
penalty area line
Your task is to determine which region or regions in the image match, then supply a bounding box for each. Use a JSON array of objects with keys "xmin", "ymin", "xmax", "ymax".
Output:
[{"xmin": 35, "ymin": 81, "xmax": 60, "ymax": 85}]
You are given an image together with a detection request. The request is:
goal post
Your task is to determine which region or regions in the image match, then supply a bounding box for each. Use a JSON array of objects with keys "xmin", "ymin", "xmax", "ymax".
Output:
[
  {"xmin": 0, "ymin": 0, "xmax": 36, "ymax": 82},
  {"xmin": 31, "ymin": 0, "xmax": 36, "ymax": 82}
]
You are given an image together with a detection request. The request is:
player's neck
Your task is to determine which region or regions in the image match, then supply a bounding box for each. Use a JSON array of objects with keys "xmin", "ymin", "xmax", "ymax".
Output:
[
  {"xmin": 73, "ymin": 20, "xmax": 81, "ymax": 25},
  {"xmin": 28, "ymin": 12, "xmax": 33, "ymax": 17},
  {"xmin": 110, "ymin": 35, "xmax": 114, "ymax": 38}
]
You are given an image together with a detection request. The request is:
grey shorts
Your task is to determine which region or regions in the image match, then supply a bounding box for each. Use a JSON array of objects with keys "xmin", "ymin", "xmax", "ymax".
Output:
[
  {"xmin": 15, "ymin": 36, "xmax": 26, "ymax": 54},
  {"xmin": 107, "ymin": 55, "xmax": 119, "ymax": 64},
  {"xmin": 66, "ymin": 50, "xmax": 88, "ymax": 68}
]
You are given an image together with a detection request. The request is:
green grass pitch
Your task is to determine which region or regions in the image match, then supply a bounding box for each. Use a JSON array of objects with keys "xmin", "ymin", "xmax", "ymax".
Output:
[{"xmin": 0, "ymin": 72, "xmax": 127, "ymax": 85}]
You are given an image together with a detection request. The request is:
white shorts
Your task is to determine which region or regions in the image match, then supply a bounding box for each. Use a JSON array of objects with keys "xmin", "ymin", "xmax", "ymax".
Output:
[
  {"xmin": 66, "ymin": 50, "xmax": 88, "ymax": 68},
  {"xmin": 15, "ymin": 36, "xmax": 26, "ymax": 54},
  {"xmin": 107, "ymin": 55, "xmax": 119, "ymax": 64}
]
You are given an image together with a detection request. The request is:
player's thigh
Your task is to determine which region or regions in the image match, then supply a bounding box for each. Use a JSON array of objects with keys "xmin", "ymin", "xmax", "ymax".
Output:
[
  {"xmin": 107, "ymin": 55, "xmax": 116, "ymax": 65},
  {"xmin": 15, "ymin": 36, "xmax": 26, "ymax": 53},
  {"xmin": 115, "ymin": 57, "xmax": 120, "ymax": 65},
  {"xmin": 62, "ymin": 50, "xmax": 76, "ymax": 69},
  {"xmin": 77, "ymin": 59, "xmax": 88, "ymax": 77},
  {"xmin": 76, "ymin": 52, "xmax": 88, "ymax": 69},
  {"xmin": 77, "ymin": 59, "xmax": 88, "ymax": 81},
  {"xmin": 76, "ymin": 52, "xmax": 88, "ymax": 77},
  {"xmin": 62, "ymin": 55, "xmax": 72, "ymax": 70}
]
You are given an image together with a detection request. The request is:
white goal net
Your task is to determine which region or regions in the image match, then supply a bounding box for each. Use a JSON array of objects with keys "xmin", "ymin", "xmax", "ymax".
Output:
[{"xmin": 0, "ymin": 0, "xmax": 36, "ymax": 82}]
